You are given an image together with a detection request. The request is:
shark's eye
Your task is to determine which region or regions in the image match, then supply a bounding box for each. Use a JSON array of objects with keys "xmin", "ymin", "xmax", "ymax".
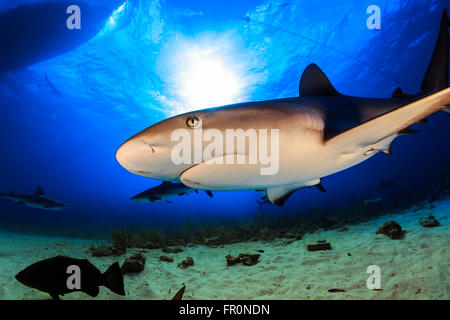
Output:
[{"xmin": 186, "ymin": 116, "xmax": 200, "ymax": 128}]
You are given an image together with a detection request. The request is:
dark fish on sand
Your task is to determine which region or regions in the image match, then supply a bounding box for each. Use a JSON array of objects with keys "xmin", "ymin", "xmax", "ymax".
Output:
[{"xmin": 15, "ymin": 256, "xmax": 125, "ymax": 299}]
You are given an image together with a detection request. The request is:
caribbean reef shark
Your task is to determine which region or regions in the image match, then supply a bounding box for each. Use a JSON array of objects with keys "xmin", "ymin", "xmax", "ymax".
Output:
[
  {"xmin": 117, "ymin": 10, "xmax": 450, "ymax": 206},
  {"xmin": 0, "ymin": 187, "xmax": 68, "ymax": 211},
  {"xmin": 130, "ymin": 181, "xmax": 213, "ymax": 203},
  {"xmin": 376, "ymin": 172, "xmax": 402, "ymax": 192}
]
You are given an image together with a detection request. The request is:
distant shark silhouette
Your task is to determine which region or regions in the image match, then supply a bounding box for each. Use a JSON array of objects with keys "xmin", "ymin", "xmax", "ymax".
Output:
[
  {"xmin": 130, "ymin": 181, "xmax": 213, "ymax": 203},
  {"xmin": 117, "ymin": 10, "xmax": 450, "ymax": 206},
  {"xmin": 376, "ymin": 172, "xmax": 403, "ymax": 192},
  {"xmin": 0, "ymin": 187, "xmax": 68, "ymax": 211}
]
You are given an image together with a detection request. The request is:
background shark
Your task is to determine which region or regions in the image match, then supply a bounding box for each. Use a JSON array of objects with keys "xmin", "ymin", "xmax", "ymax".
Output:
[
  {"xmin": 376, "ymin": 172, "xmax": 403, "ymax": 192},
  {"xmin": 130, "ymin": 181, "xmax": 213, "ymax": 203},
  {"xmin": 0, "ymin": 187, "xmax": 68, "ymax": 211},
  {"xmin": 117, "ymin": 10, "xmax": 450, "ymax": 206}
]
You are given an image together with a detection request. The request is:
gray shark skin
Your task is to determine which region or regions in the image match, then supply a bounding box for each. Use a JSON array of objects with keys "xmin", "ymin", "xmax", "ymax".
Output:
[
  {"xmin": 117, "ymin": 10, "xmax": 450, "ymax": 206},
  {"xmin": 130, "ymin": 181, "xmax": 213, "ymax": 203},
  {"xmin": 376, "ymin": 172, "xmax": 403, "ymax": 192},
  {"xmin": 0, "ymin": 187, "xmax": 68, "ymax": 211}
]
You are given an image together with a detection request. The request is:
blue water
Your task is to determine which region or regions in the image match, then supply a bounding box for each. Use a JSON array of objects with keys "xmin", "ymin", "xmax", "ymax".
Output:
[{"xmin": 0, "ymin": 0, "xmax": 449, "ymax": 238}]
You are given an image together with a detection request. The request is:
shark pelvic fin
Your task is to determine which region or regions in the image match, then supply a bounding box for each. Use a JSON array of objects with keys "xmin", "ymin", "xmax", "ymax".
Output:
[
  {"xmin": 315, "ymin": 180, "xmax": 327, "ymax": 193},
  {"xmin": 299, "ymin": 64, "xmax": 342, "ymax": 97},
  {"xmin": 266, "ymin": 179, "xmax": 322, "ymax": 206},
  {"xmin": 266, "ymin": 185, "xmax": 301, "ymax": 206},
  {"xmin": 35, "ymin": 186, "xmax": 44, "ymax": 196}
]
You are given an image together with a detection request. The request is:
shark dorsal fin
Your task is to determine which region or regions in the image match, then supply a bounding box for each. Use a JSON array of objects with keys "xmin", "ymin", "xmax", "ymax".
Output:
[
  {"xmin": 35, "ymin": 186, "xmax": 44, "ymax": 196},
  {"xmin": 299, "ymin": 64, "xmax": 342, "ymax": 97}
]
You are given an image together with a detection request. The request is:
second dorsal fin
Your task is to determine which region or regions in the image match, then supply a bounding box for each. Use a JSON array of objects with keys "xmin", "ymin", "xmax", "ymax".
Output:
[
  {"xmin": 299, "ymin": 64, "xmax": 342, "ymax": 97},
  {"xmin": 35, "ymin": 186, "xmax": 44, "ymax": 196}
]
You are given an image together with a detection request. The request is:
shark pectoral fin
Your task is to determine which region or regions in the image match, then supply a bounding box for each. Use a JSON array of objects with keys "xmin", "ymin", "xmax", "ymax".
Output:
[
  {"xmin": 266, "ymin": 183, "xmax": 306, "ymax": 206},
  {"xmin": 180, "ymin": 154, "xmax": 263, "ymax": 190},
  {"xmin": 328, "ymin": 88, "xmax": 450, "ymax": 155}
]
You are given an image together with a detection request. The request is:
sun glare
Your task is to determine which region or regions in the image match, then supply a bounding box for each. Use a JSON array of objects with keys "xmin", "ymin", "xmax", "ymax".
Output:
[{"xmin": 179, "ymin": 52, "xmax": 242, "ymax": 110}]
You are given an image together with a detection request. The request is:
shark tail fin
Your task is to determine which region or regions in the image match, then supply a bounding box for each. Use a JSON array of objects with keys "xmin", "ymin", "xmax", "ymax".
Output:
[
  {"xmin": 327, "ymin": 88, "xmax": 450, "ymax": 153},
  {"xmin": 35, "ymin": 186, "xmax": 44, "ymax": 196},
  {"xmin": 421, "ymin": 9, "xmax": 449, "ymax": 94},
  {"xmin": 101, "ymin": 262, "xmax": 125, "ymax": 296}
]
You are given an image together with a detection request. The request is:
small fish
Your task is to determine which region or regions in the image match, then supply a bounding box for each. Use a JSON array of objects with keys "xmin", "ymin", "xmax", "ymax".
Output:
[
  {"xmin": 376, "ymin": 172, "xmax": 402, "ymax": 192},
  {"xmin": 363, "ymin": 198, "xmax": 383, "ymax": 205},
  {"xmin": 203, "ymin": 235, "xmax": 220, "ymax": 244},
  {"xmin": 328, "ymin": 288, "xmax": 346, "ymax": 293},
  {"xmin": 172, "ymin": 285, "xmax": 186, "ymax": 300},
  {"xmin": 15, "ymin": 256, "xmax": 125, "ymax": 299},
  {"xmin": 257, "ymin": 250, "xmax": 265, "ymax": 253}
]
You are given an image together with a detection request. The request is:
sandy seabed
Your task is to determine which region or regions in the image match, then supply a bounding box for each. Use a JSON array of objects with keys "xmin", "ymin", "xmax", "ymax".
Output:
[{"xmin": 0, "ymin": 199, "xmax": 448, "ymax": 300}]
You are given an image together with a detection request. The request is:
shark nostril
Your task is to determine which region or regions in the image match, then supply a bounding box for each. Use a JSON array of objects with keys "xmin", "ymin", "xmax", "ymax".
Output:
[{"xmin": 145, "ymin": 143, "xmax": 156, "ymax": 154}]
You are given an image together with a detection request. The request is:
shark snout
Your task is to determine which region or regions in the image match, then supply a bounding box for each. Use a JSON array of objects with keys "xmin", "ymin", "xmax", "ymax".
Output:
[{"xmin": 116, "ymin": 138, "xmax": 155, "ymax": 175}]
